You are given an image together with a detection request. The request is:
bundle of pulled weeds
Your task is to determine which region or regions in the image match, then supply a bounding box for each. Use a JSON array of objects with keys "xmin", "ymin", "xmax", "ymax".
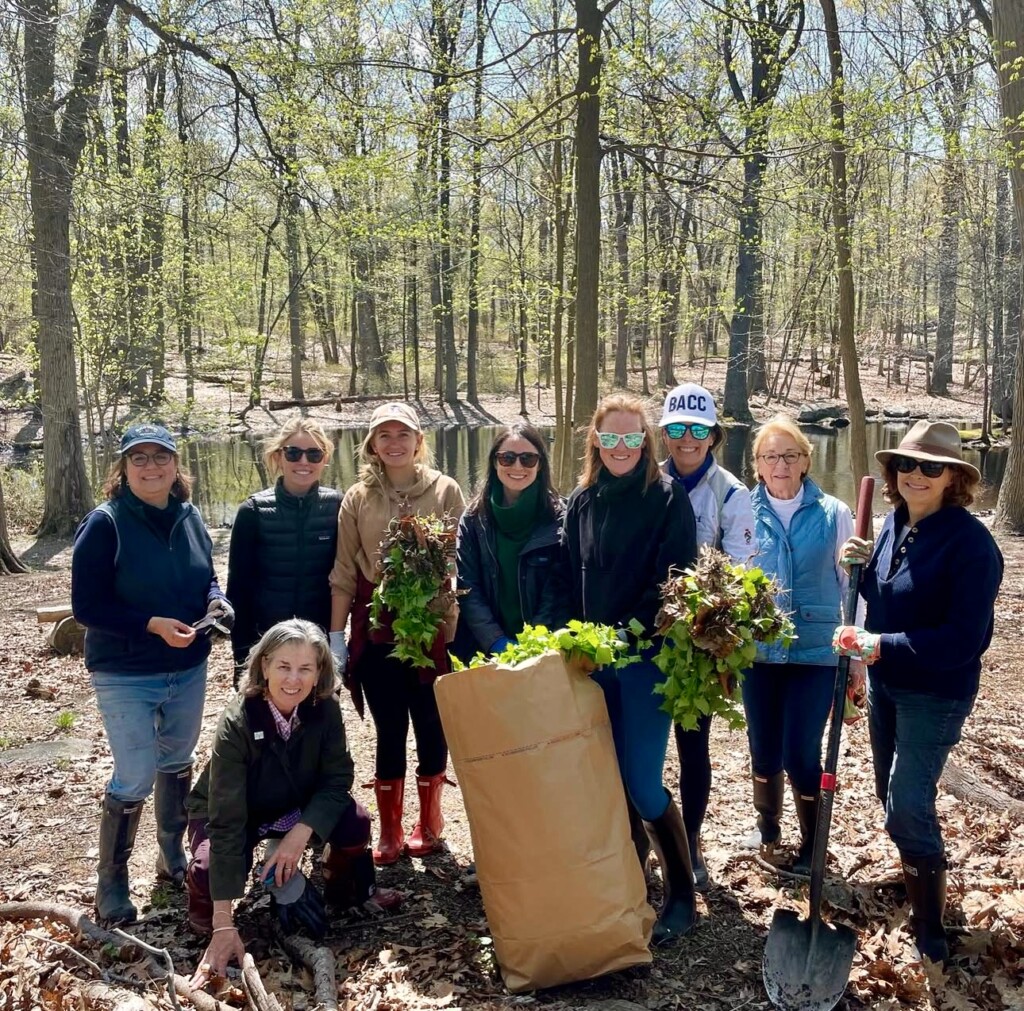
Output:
[
  {"xmin": 653, "ymin": 546, "xmax": 793, "ymax": 731},
  {"xmin": 371, "ymin": 512, "xmax": 462, "ymax": 667}
]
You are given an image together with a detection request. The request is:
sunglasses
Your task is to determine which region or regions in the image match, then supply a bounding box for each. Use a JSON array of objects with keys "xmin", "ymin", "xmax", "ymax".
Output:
[
  {"xmin": 893, "ymin": 455, "xmax": 946, "ymax": 478},
  {"xmin": 127, "ymin": 451, "xmax": 173, "ymax": 467},
  {"xmin": 663, "ymin": 422, "xmax": 712, "ymax": 441},
  {"xmin": 281, "ymin": 446, "xmax": 325, "ymax": 463},
  {"xmin": 495, "ymin": 451, "xmax": 541, "ymax": 469},
  {"xmin": 597, "ymin": 432, "xmax": 645, "ymax": 450}
]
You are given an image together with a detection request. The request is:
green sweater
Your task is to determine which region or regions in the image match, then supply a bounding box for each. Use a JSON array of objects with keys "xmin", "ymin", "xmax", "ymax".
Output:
[
  {"xmin": 490, "ymin": 481, "xmax": 541, "ymax": 635},
  {"xmin": 187, "ymin": 694, "xmax": 355, "ymax": 900}
]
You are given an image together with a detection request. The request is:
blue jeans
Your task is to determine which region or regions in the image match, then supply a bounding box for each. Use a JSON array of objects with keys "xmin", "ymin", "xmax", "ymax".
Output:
[
  {"xmin": 92, "ymin": 661, "xmax": 208, "ymax": 802},
  {"xmin": 591, "ymin": 657, "xmax": 672, "ymax": 821},
  {"xmin": 741, "ymin": 662, "xmax": 834, "ymax": 795},
  {"xmin": 868, "ymin": 674, "xmax": 974, "ymax": 859}
]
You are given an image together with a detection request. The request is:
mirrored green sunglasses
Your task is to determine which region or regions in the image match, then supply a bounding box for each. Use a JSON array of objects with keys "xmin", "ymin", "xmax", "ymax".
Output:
[
  {"xmin": 597, "ymin": 431, "xmax": 645, "ymax": 450},
  {"xmin": 663, "ymin": 422, "xmax": 711, "ymax": 441}
]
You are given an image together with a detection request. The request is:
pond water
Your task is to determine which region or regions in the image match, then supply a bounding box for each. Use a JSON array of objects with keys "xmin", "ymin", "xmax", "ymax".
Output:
[{"xmin": 63, "ymin": 418, "xmax": 1006, "ymax": 527}]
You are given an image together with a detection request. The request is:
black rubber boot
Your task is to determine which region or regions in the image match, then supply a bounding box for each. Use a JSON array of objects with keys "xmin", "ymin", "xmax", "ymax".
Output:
[
  {"xmin": 688, "ymin": 831, "xmax": 709, "ymax": 892},
  {"xmin": 752, "ymin": 772, "xmax": 785, "ymax": 857},
  {"xmin": 625, "ymin": 794, "xmax": 653, "ymax": 882},
  {"xmin": 643, "ymin": 796, "xmax": 697, "ymax": 945},
  {"xmin": 791, "ymin": 787, "xmax": 819, "ymax": 876},
  {"xmin": 902, "ymin": 854, "xmax": 949, "ymax": 963},
  {"xmin": 95, "ymin": 795, "xmax": 143, "ymax": 925},
  {"xmin": 154, "ymin": 767, "xmax": 192, "ymax": 886}
]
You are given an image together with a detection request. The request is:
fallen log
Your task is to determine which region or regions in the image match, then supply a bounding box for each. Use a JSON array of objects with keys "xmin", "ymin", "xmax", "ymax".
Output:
[
  {"xmin": 940, "ymin": 758, "xmax": 1024, "ymax": 819},
  {"xmin": 242, "ymin": 952, "xmax": 285, "ymax": 1011},
  {"xmin": 276, "ymin": 933, "xmax": 337, "ymax": 1010},
  {"xmin": 36, "ymin": 605, "xmax": 73, "ymax": 624},
  {"xmin": 266, "ymin": 394, "xmax": 397, "ymax": 411}
]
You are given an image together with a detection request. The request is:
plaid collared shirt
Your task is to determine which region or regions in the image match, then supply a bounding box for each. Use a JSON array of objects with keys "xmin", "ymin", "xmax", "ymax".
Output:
[{"xmin": 259, "ymin": 699, "xmax": 303, "ymax": 835}]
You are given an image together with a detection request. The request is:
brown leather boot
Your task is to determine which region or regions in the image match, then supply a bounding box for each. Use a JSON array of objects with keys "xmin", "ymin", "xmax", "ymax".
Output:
[
  {"xmin": 323, "ymin": 842, "xmax": 403, "ymax": 910},
  {"xmin": 407, "ymin": 773, "xmax": 445, "ymax": 857},
  {"xmin": 373, "ymin": 779, "xmax": 406, "ymax": 866}
]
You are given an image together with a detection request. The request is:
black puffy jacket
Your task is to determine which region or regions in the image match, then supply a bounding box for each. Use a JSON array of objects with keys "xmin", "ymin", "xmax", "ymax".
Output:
[
  {"xmin": 455, "ymin": 502, "xmax": 568, "ymax": 657},
  {"xmin": 227, "ymin": 480, "xmax": 341, "ymax": 663}
]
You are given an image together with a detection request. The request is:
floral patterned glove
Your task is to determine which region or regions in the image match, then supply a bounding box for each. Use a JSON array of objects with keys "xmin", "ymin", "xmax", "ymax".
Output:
[{"xmin": 832, "ymin": 625, "xmax": 881, "ymax": 664}]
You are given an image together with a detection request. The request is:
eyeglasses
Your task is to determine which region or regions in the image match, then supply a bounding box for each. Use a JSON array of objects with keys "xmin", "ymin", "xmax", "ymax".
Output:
[
  {"xmin": 281, "ymin": 446, "xmax": 325, "ymax": 463},
  {"xmin": 893, "ymin": 455, "xmax": 946, "ymax": 478},
  {"xmin": 757, "ymin": 451, "xmax": 806, "ymax": 466},
  {"xmin": 495, "ymin": 451, "xmax": 540, "ymax": 469},
  {"xmin": 663, "ymin": 422, "xmax": 712, "ymax": 441},
  {"xmin": 127, "ymin": 451, "xmax": 173, "ymax": 467},
  {"xmin": 597, "ymin": 432, "xmax": 645, "ymax": 450}
]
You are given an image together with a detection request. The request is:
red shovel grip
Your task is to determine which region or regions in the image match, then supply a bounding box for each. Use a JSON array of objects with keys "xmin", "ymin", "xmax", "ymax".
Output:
[{"xmin": 854, "ymin": 476, "xmax": 875, "ymax": 540}]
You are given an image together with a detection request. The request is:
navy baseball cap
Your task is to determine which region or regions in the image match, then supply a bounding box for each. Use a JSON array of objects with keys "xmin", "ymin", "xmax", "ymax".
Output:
[{"xmin": 120, "ymin": 423, "xmax": 177, "ymax": 454}]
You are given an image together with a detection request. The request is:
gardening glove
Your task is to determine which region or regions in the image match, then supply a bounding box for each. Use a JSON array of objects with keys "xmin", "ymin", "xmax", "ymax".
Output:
[
  {"xmin": 843, "ymin": 660, "xmax": 867, "ymax": 724},
  {"xmin": 197, "ymin": 597, "xmax": 234, "ymax": 635},
  {"xmin": 838, "ymin": 536, "xmax": 874, "ymax": 572},
  {"xmin": 267, "ymin": 868, "xmax": 328, "ymax": 941},
  {"xmin": 489, "ymin": 637, "xmax": 511, "ymax": 655},
  {"xmin": 832, "ymin": 625, "xmax": 881, "ymax": 664},
  {"xmin": 329, "ymin": 631, "xmax": 349, "ymax": 675}
]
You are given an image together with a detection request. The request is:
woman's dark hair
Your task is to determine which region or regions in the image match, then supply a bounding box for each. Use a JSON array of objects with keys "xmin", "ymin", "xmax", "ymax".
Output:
[
  {"xmin": 102, "ymin": 453, "xmax": 193, "ymax": 501},
  {"xmin": 468, "ymin": 423, "xmax": 560, "ymax": 522},
  {"xmin": 881, "ymin": 459, "xmax": 979, "ymax": 510}
]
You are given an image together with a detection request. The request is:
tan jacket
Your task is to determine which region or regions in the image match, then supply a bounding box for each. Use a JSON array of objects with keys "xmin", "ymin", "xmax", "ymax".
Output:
[{"xmin": 330, "ymin": 465, "xmax": 466, "ymax": 598}]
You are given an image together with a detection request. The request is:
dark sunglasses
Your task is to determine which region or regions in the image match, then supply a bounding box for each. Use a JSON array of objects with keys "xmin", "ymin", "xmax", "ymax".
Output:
[
  {"xmin": 893, "ymin": 455, "xmax": 946, "ymax": 478},
  {"xmin": 281, "ymin": 445, "xmax": 325, "ymax": 463},
  {"xmin": 663, "ymin": 422, "xmax": 712, "ymax": 441},
  {"xmin": 495, "ymin": 450, "xmax": 541, "ymax": 469}
]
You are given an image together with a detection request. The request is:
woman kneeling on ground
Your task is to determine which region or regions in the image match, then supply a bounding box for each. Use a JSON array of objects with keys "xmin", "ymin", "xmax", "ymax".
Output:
[{"xmin": 187, "ymin": 620, "xmax": 399, "ymax": 989}]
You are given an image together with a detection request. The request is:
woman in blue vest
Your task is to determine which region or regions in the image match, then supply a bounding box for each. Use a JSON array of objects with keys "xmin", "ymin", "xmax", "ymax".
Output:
[
  {"xmin": 227, "ymin": 419, "xmax": 340, "ymax": 686},
  {"xmin": 454, "ymin": 422, "xmax": 565, "ymax": 658},
  {"xmin": 658, "ymin": 383, "xmax": 755, "ymax": 890},
  {"xmin": 72, "ymin": 424, "xmax": 232, "ymax": 925},
  {"xmin": 834, "ymin": 421, "xmax": 1002, "ymax": 962},
  {"xmin": 744, "ymin": 415, "xmax": 854, "ymax": 874}
]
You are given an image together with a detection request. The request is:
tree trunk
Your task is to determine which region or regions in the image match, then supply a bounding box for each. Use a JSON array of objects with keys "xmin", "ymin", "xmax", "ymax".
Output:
[
  {"xmin": 610, "ymin": 148, "xmax": 633, "ymax": 389},
  {"xmin": 0, "ymin": 479, "xmax": 28, "ymax": 574},
  {"xmin": 821, "ymin": 0, "xmax": 869, "ymax": 485},
  {"xmin": 23, "ymin": 0, "xmax": 111, "ymax": 535},
  {"xmin": 465, "ymin": 0, "xmax": 485, "ymax": 404},
  {"xmin": 285, "ymin": 184, "xmax": 306, "ymax": 401}
]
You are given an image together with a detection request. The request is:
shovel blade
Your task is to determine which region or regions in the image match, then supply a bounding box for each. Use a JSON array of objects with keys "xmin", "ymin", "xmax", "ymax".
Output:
[{"xmin": 763, "ymin": 908, "xmax": 857, "ymax": 1011}]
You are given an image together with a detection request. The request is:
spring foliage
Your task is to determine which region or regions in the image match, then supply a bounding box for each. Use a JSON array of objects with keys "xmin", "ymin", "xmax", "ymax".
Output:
[
  {"xmin": 371, "ymin": 513, "xmax": 461, "ymax": 668},
  {"xmin": 653, "ymin": 547, "xmax": 794, "ymax": 731}
]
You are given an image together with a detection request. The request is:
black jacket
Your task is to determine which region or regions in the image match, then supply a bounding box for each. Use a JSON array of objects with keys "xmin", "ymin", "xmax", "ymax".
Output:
[
  {"xmin": 562, "ymin": 463, "xmax": 697, "ymax": 635},
  {"xmin": 455, "ymin": 502, "xmax": 568, "ymax": 655},
  {"xmin": 227, "ymin": 480, "xmax": 341, "ymax": 664}
]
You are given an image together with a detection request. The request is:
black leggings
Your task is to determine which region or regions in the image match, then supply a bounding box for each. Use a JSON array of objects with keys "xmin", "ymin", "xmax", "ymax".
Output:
[
  {"xmin": 359, "ymin": 642, "xmax": 448, "ymax": 780},
  {"xmin": 673, "ymin": 713, "xmax": 713, "ymax": 833}
]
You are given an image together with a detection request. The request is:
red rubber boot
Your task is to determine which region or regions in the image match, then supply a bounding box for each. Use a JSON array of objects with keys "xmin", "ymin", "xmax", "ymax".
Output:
[
  {"xmin": 407, "ymin": 773, "xmax": 446, "ymax": 857},
  {"xmin": 372, "ymin": 778, "xmax": 406, "ymax": 866}
]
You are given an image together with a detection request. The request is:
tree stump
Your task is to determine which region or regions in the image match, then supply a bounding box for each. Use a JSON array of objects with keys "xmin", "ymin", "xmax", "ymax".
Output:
[{"xmin": 47, "ymin": 616, "xmax": 85, "ymax": 656}]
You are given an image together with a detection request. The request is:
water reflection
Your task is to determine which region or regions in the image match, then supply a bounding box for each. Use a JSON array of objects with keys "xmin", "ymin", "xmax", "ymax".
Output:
[{"xmin": 70, "ymin": 420, "xmax": 1008, "ymax": 527}]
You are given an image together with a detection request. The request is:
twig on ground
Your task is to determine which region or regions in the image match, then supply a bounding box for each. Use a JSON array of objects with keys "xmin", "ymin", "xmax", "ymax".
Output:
[
  {"xmin": 0, "ymin": 901, "xmax": 137, "ymax": 958},
  {"xmin": 242, "ymin": 951, "xmax": 285, "ymax": 1011},
  {"xmin": 24, "ymin": 929, "xmax": 105, "ymax": 975},
  {"xmin": 276, "ymin": 930, "xmax": 338, "ymax": 1010},
  {"xmin": 114, "ymin": 927, "xmax": 181, "ymax": 1011}
]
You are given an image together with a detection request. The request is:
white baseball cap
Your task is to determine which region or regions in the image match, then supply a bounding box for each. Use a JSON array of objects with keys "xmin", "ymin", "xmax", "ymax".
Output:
[{"xmin": 659, "ymin": 383, "xmax": 717, "ymax": 428}]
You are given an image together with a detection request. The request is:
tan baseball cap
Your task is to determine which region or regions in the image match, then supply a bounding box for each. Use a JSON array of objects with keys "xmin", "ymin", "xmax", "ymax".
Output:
[{"xmin": 368, "ymin": 402, "xmax": 421, "ymax": 433}]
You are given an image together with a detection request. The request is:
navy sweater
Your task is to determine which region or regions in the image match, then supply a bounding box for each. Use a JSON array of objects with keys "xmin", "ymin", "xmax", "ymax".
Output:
[{"xmin": 860, "ymin": 504, "xmax": 1003, "ymax": 699}]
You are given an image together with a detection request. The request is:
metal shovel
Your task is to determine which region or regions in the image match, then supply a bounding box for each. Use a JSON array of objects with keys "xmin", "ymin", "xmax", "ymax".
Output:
[{"xmin": 762, "ymin": 475, "xmax": 875, "ymax": 1011}]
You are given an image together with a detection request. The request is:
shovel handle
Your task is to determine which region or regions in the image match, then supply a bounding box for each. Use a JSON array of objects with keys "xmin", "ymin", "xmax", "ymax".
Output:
[{"xmin": 807, "ymin": 475, "xmax": 875, "ymax": 921}]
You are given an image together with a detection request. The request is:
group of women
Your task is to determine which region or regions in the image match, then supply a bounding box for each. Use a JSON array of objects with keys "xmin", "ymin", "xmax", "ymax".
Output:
[{"xmin": 70, "ymin": 386, "xmax": 1002, "ymax": 984}]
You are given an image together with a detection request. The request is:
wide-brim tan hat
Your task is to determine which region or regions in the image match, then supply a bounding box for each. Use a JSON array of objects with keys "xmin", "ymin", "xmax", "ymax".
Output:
[
  {"xmin": 875, "ymin": 419, "xmax": 980, "ymax": 480},
  {"xmin": 368, "ymin": 401, "xmax": 421, "ymax": 433}
]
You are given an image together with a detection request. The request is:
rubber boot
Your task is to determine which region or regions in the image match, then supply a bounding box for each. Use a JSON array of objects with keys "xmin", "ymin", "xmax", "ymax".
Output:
[
  {"xmin": 322, "ymin": 842, "xmax": 403, "ymax": 911},
  {"xmin": 95, "ymin": 795, "xmax": 143, "ymax": 925},
  {"xmin": 643, "ymin": 796, "xmax": 697, "ymax": 945},
  {"xmin": 407, "ymin": 773, "xmax": 445, "ymax": 857},
  {"xmin": 625, "ymin": 794, "xmax": 653, "ymax": 883},
  {"xmin": 688, "ymin": 831, "xmax": 709, "ymax": 893},
  {"xmin": 790, "ymin": 787, "xmax": 819, "ymax": 877},
  {"xmin": 154, "ymin": 767, "xmax": 192, "ymax": 886},
  {"xmin": 373, "ymin": 779, "xmax": 406, "ymax": 866},
  {"xmin": 751, "ymin": 772, "xmax": 785, "ymax": 860},
  {"xmin": 902, "ymin": 854, "xmax": 950, "ymax": 963}
]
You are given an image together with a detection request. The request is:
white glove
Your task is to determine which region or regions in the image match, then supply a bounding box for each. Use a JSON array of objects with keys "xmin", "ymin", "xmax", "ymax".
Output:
[{"xmin": 329, "ymin": 631, "xmax": 349, "ymax": 674}]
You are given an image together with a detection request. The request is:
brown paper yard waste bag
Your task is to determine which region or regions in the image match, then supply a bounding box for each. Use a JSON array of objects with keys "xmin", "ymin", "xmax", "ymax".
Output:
[{"xmin": 435, "ymin": 651, "xmax": 654, "ymax": 992}]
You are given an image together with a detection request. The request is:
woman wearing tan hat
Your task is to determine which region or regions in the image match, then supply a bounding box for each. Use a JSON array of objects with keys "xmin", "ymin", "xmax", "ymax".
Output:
[
  {"xmin": 835, "ymin": 419, "xmax": 1003, "ymax": 964},
  {"xmin": 329, "ymin": 403, "xmax": 465, "ymax": 865}
]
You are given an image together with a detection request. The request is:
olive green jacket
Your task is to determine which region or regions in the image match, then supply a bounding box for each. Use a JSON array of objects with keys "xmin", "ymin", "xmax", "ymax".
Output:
[{"xmin": 187, "ymin": 693, "xmax": 354, "ymax": 900}]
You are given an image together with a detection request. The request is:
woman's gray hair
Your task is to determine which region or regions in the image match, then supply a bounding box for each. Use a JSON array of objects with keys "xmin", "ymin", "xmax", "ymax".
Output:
[{"xmin": 242, "ymin": 619, "xmax": 338, "ymax": 701}]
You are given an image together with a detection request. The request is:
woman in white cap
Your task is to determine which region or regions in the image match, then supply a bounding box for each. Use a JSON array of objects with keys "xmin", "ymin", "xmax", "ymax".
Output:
[
  {"xmin": 657, "ymin": 383, "xmax": 755, "ymax": 890},
  {"xmin": 328, "ymin": 403, "xmax": 465, "ymax": 866},
  {"xmin": 835, "ymin": 420, "xmax": 1002, "ymax": 963},
  {"xmin": 71, "ymin": 424, "xmax": 232, "ymax": 924}
]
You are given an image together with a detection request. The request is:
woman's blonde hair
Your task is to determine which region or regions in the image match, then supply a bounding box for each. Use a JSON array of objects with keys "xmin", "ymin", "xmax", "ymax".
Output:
[
  {"xmin": 242, "ymin": 619, "xmax": 338, "ymax": 702},
  {"xmin": 752, "ymin": 414, "xmax": 813, "ymax": 483},
  {"xmin": 579, "ymin": 394, "xmax": 661, "ymax": 490},
  {"xmin": 264, "ymin": 418, "xmax": 333, "ymax": 476},
  {"xmin": 357, "ymin": 424, "xmax": 433, "ymax": 487}
]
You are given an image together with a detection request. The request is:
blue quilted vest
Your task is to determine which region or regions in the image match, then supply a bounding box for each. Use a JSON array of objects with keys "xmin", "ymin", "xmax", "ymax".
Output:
[{"xmin": 751, "ymin": 478, "xmax": 842, "ymax": 666}]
